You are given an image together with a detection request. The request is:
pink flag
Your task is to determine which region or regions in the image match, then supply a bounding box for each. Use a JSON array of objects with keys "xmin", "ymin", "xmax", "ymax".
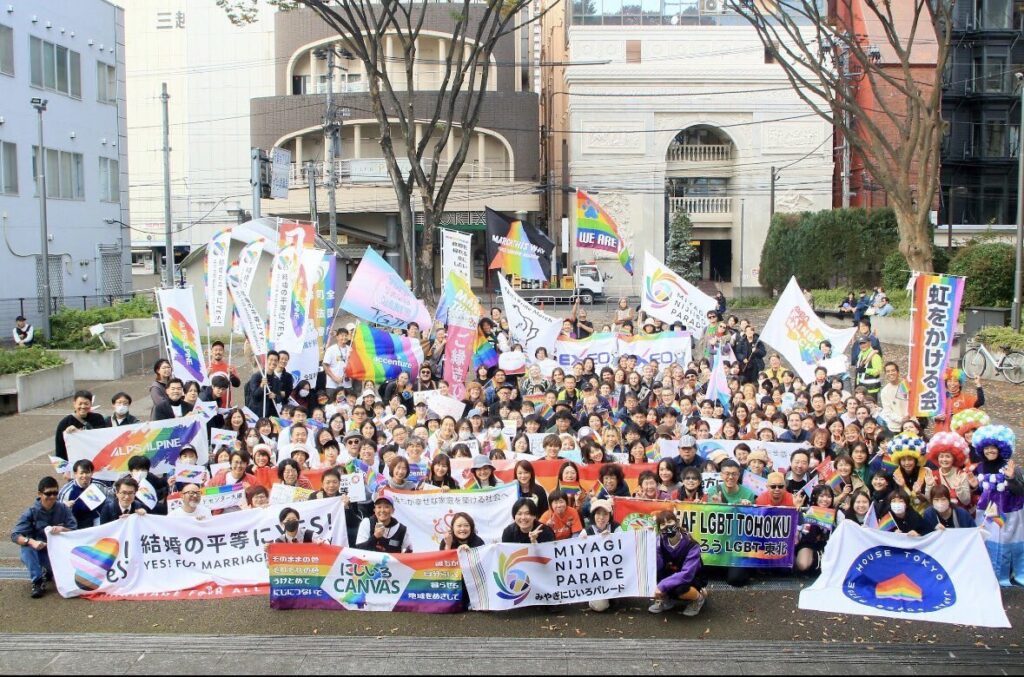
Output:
[{"xmin": 444, "ymin": 324, "xmax": 475, "ymax": 400}]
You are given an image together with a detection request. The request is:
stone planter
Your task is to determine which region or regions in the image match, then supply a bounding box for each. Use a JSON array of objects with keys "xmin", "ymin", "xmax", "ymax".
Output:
[
  {"xmin": 0, "ymin": 362, "xmax": 75, "ymax": 413},
  {"xmin": 55, "ymin": 318, "xmax": 163, "ymax": 380},
  {"xmin": 54, "ymin": 347, "xmax": 125, "ymax": 380}
]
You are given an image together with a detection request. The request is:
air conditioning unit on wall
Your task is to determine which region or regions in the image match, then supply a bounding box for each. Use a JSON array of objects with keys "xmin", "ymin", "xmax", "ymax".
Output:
[{"xmin": 700, "ymin": 0, "xmax": 728, "ymax": 15}]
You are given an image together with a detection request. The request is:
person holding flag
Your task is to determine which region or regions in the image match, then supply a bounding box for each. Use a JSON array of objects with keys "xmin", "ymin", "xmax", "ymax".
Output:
[{"xmin": 733, "ymin": 323, "xmax": 765, "ymax": 385}]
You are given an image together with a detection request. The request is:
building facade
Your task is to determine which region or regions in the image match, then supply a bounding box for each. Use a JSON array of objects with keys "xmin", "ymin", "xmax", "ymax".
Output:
[
  {"xmin": 0, "ymin": 0, "xmax": 130, "ymax": 327},
  {"xmin": 562, "ymin": 3, "xmax": 833, "ymax": 296},
  {"xmin": 941, "ymin": 0, "xmax": 1023, "ymax": 235},
  {"xmin": 249, "ymin": 5, "xmax": 541, "ymax": 289},
  {"xmin": 123, "ymin": 0, "xmax": 274, "ymax": 278}
]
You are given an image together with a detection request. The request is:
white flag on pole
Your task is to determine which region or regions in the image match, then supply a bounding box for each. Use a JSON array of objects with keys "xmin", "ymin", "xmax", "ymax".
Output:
[
  {"xmin": 640, "ymin": 251, "xmax": 716, "ymax": 334},
  {"xmin": 498, "ymin": 274, "xmax": 562, "ymax": 359}
]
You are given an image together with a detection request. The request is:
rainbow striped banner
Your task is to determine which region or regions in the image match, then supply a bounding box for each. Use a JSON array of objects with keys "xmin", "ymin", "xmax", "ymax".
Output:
[
  {"xmin": 156, "ymin": 287, "xmax": 209, "ymax": 385},
  {"xmin": 907, "ymin": 274, "xmax": 965, "ymax": 417},
  {"xmin": 471, "ymin": 330, "xmax": 498, "ymax": 371},
  {"xmin": 486, "ymin": 208, "xmax": 550, "ymax": 281},
  {"xmin": 268, "ymin": 543, "xmax": 464, "ymax": 613},
  {"xmin": 65, "ymin": 417, "xmax": 209, "ymax": 481},
  {"xmin": 613, "ymin": 499, "xmax": 800, "ymax": 568},
  {"xmin": 576, "ymin": 189, "xmax": 633, "ymax": 274},
  {"xmin": 345, "ymin": 323, "xmax": 424, "ymax": 383}
]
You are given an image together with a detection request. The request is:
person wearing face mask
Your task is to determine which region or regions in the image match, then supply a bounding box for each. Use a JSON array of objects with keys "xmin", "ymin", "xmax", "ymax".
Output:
[
  {"xmin": 152, "ymin": 378, "xmax": 194, "ymax": 421},
  {"xmin": 922, "ymin": 485, "xmax": 973, "ymax": 532},
  {"xmin": 273, "ymin": 508, "xmax": 322, "ymax": 544},
  {"xmin": 649, "ymin": 510, "xmax": 707, "ymax": 615},
  {"xmin": 126, "ymin": 455, "xmax": 170, "ymax": 515},
  {"xmin": 884, "ymin": 490, "xmax": 925, "ymax": 536},
  {"xmin": 290, "ymin": 380, "xmax": 314, "ymax": 415},
  {"xmin": 54, "ymin": 390, "xmax": 108, "ymax": 461},
  {"xmin": 105, "ymin": 392, "xmax": 138, "ymax": 427},
  {"xmin": 168, "ymin": 484, "xmax": 211, "ymax": 520}
]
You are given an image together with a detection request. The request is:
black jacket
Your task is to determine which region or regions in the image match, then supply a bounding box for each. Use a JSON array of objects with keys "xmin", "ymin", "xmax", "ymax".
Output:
[
  {"xmin": 54, "ymin": 413, "xmax": 109, "ymax": 461},
  {"xmin": 152, "ymin": 399, "xmax": 194, "ymax": 421},
  {"xmin": 733, "ymin": 335, "xmax": 766, "ymax": 383},
  {"xmin": 98, "ymin": 497, "xmax": 150, "ymax": 524},
  {"xmin": 105, "ymin": 414, "xmax": 140, "ymax": 428},
  {"xmin": 501, "ymin": 523, "xmax": 555, "ymax": 544}
]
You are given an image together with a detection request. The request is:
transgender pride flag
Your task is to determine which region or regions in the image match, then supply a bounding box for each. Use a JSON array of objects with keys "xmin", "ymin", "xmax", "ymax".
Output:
[{"xmin": 706, "ymin": 351, "xmax": 730, "ymax": 414}]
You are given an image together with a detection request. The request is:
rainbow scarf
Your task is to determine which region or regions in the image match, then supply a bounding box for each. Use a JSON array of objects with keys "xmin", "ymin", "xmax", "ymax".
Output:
[
  {"xmin": 345, "ymin": 323, "xmax": 424, "ymax": 383},
  {"xmin": 877, "ymin": 512, "xmax": 897, "ymax": 532},
  {"xmin": 472, "ymin": 332, "xmax": 499, "ymax": 371},
  {"xmin": 575, "ymin": 189, "xmax": 633, "ymax": 275}
]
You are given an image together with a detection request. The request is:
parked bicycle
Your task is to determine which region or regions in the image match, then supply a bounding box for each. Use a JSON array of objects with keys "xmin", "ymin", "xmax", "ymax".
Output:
[{"xmin": 960, "ymin": 338, "xmax": 1024, "ymax": 385}]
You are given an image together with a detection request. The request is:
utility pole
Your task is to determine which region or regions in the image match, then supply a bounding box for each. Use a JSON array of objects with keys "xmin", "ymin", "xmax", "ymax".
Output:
[
  {"xmin": 31, "ymin": 98, "xmax": 51, "ymax": 341},
  {"xmin": 161, "ymin": 83, "xmax": 175, "ymax": 289},
  {"xmin": 324, "ymin": 48, "xmax": 338, "ymax": 246},
  {"xmin": 739, "ymin": 198, "xmax": 745, "ymax": 306},
  {"xmin": 1012, "ymin": 73, "xmax": 1024, "ymax": 330},
  {"xmin": 251, "ymin": 147, "xmax": 262, "ymax": 219},
  {"xmin": 838, "ymin": 44, "xmax": 852, "ymax": 209},
  {"xmin": 306, "ymin": 161, "xmax": 319, "ymax": 225},
  {"xmin": 769, "ymin": 166, "xmax": 777, "ymax": 220}
]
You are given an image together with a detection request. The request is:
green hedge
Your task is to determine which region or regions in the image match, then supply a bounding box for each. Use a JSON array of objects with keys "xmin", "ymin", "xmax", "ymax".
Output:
[
  {"xmin": 48, "ymin": 295, "xmax": 157, "ymax": 350},
  {"xmin": 759, "ymin": 207, "xmax": 899, "ymax": 292},
  {"xmin": 881, "ymin": 248, "xmax": 950, "ymax": 291},
  {"xmin": 974, "ymin": 326, "xmax": 1024, "ymax": 351},
  {"xmin": 0, "ymin": 347, "xmax": 65, "ymax": 375},
  {"xmin": 948, "ymin": 242, "xmax": 1016, "ymax": 308}
]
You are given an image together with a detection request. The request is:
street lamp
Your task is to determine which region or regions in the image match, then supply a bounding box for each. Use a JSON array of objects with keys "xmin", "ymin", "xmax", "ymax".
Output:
[
  {"xmin": 31, "ymin": 97, "xmax": 51, "ymax": 342},
  {"xmin": 1014, "ymin": 73, "xmax": 1024, "ymax": 331}
]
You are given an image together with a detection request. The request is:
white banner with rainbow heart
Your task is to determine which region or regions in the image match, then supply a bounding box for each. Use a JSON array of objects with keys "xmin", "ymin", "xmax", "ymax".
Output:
[{"xmin": 45, "ymin": 497, "xmax": 347, "ymax": 600}]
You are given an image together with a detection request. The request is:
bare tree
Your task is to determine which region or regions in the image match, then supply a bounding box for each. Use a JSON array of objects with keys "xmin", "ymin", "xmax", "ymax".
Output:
[
  {"xmin": 220, "ymin": 0, "xmax": 545, "ymax": 300},
  {"xmin": 730, "ymin": 0, "xmax": 951, "ymax": 272}
]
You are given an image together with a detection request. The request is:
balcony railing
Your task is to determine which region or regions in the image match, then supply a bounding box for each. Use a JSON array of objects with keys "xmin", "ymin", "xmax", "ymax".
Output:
[
  {"xmin": 669, "ymin": 196, "xmax": 733, "ymax": 216},
  {"xmin": 288, "ymin": 158, "xmax": 499, "ymax": 188},
  {"xmin": 666, "ymin": 144, "xmax": 733, "ymax": 163}
]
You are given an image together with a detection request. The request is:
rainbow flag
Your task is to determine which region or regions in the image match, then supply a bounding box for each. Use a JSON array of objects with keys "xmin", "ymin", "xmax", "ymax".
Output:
[
  {"xmin": 881, "ymin": 454, "xmax": 898, "ymax": 473},
  {"xmin": 907, "ymin": 274, "xmax": 965, "ymax": 417},
  {"xmin": 558, "ymin": 481, "xmax": 582, "ymax": 501},
  {"xmin": 877, "ymin": 512, "xmax": 897, "ymax": 532},
  {"xmin": 576, "ymin": 189, "xmax": 633, "ymax": 275},
  {"xmin": 435, "ymin": 271, "xmax": 481, "ymax": 327},
  {"xmin": 827, "ymin": 473, "xmax": 846, "ymax": 492},
  {"xmin": 486, "ymin": 209, "xmax": 548, "ymax": 281},
  {"xmin": 157, "ymin": 287, "xmax": 208, "ymax": 384},
  {"xmin": 472, "ymin": 331, "xmax": 498, "ymax": 371},
  {"xmin": 536, "ymin": 403, "xmax": 554, "ymax": 420},
  {"xmin": 801, "ymin": 506, "xmax": 837, "ymax": 530},
  {"xmin": 345, "ymin": 323, "xmax": 425, "ymax": 383}
]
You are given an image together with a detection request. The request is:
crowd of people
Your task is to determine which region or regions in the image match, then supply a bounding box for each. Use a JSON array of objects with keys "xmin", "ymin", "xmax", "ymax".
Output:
[{"xmin": 12, "ymin": 297, "xmax": 1022, "ymax": 615}]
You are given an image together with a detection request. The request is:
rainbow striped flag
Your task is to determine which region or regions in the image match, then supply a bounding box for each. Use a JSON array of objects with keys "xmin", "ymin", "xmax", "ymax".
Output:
[
  {"xmin": 877, "ymin": 512, "xmax": 897, "ymax": 532},
  {"xmin": 827, "ymin": 473, "xmax": 846, "ymax": 492},
  {"xmin": 536, "ymin": 403, "xmax": 554, "ymax": 420},
  {"xmin": 801, "ymin": 506, "xmax": 837, "ymax": 530},
  {"xmin": 881, "ymin": 454, "xmax": 898, "ymax": 473},
  {"xmin": 345, "ymin": 323, "xmax": 425, "ymax": 383},
  {"xmin": 472, "ymin": 331, "xmax": 498, "ymax": 371},
  {"xmin": 486, "ymin": 209, "xmax": 548, "ymax": 281},
  {"xmin": 576, "ymin": 189, "xmax": 633, "ymax": 275},
  {"xmin": 558, "ymin": 481, "xmax": 582, "ymax": 501},
  {"xmin": 156, "ymin": 287, "xmax": 208, "ymax": 384}
]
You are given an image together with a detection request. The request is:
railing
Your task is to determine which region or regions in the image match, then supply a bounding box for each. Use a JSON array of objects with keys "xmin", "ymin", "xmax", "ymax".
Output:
[
  {"xmin": 666, "ymin": 144, "xmax": 733, "ymax": 163},
  {"xmin": 669, "ymin": 196, "xmax": 733, "ymax": 215},
  {"xmin": 0, "ymin": 292, "xmax": 154, "ymax": 344},
  {"xmin": 288, "ymin": 158, "xmax": 499, "ymax": 188}
]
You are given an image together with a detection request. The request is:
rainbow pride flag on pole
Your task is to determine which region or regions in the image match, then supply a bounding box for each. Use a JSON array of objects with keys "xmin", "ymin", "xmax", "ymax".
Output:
[
  {"xmin": 485, "ymin": 208, "xmax": 550, "ymax": 282},
  {"xmin": 576, "ymin": 189, "xmax": 633, "ymax": 275},
  {"xmin": 156, "ymin": 287, "xmax": 209, "ymax": 384},
  {"xmin": 471, "ymin": 329, "xmax": 499, "ymax": 371},
  {"xmin": 344, "ymin": 323, "xmax": 424, "ymax": 383}
]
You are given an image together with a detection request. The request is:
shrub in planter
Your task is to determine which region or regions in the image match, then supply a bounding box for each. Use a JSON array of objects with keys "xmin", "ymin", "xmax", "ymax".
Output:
[
  {"xmin": 949, "ymin": 243, "xmax": 1015, "ymax": 308},
  {"xmin": 0, "ymin": 347, "xmax": 66, "ymax": 375}
]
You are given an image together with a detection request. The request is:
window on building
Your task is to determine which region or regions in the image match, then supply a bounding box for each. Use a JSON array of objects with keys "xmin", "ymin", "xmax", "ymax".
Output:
[
  {"xmin": 29, "ymin": 36, "xmax": 81, "ymax": 98},
  {"xmin": 97, "ymin": 62, "xmax": 116, "ymax": 104},
  {"xmin": 972, "ymin": 51, "xmax": 1009, "ymax": 92},
  {"xmin": 99, "ymin": 157, "xmax": 119, "ymax": 202},
  {"xmin": 977, "ymin": 0, "xmax": 1012, "ymax": 29},
  {"xmin": 0, "ymin": 24, "xmax": 13, "ymax": 76},
  {"xmin": 292, "ymin": 74, "xmax": 309, "ymax": 95},
  {"xmin": 0, "ymin": 141, "xmax": 16, "ymax": 194},
  {"xmin": 31, "ymin": 146, "xmax": 84, "ymax": 200}
]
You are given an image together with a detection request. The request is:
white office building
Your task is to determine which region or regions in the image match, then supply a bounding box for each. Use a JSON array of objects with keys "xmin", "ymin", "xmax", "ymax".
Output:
[
  {"xmin": 564, "ymin": 3, "xmax": 833, "ymax": 296},
  {"xmin": 123, "ymin": 0, "xmax": 274, "ymax": 278},
  {"xmin": 0, "ymin": 0, "xmax": 130, "ymax": 327}
]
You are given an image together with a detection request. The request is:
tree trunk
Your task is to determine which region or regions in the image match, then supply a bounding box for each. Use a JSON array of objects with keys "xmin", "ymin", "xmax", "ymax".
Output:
[
  {"xmin": 417, "ymin": 211, "xmax": 438, "ymax": 306},
  {"xmin": 396, "ymin": 198, "xmax": 416, "ymax": 288},
  {"xmin": 892, "ymin": 201, "xmax": 935, "ymax": 274}
]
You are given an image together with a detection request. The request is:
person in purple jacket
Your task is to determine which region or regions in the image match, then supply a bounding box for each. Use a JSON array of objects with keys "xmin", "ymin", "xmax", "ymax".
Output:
[{"xmin": 648, "ymin": 510, "xmax": 708, "ymax": 616}]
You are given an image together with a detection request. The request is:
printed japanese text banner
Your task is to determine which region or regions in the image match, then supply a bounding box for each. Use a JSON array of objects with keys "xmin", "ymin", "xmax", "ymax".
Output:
[
  {"xmin": 907, "ymin": 274, "xmax": 965, "ymax": 417},
  {"xmin": 383, "ymin": 484, "xmax": 519, "ymax": 552}
]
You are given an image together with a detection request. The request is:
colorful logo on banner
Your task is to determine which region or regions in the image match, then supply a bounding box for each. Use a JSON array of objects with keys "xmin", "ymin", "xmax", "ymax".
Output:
[
  {"xmin": 290, "ymin": 257, "xmax": 311, "ymax": 338},
  {"xmin": 842, "ymin": 546, "xmax": 956, "ymax": 613},
  {"xmin": 644, "ymin": 266, "xmax": 685, "ymax": 309},
  {"xmin": 166, "ymin": 307, "xmax": 205, "ymax": 382},
  {"xmin": 205, "ymin": 230, "xmax": 232, "ymax": 328},
  {"xmin": 91, "ymin": 420, "xmax": 203, "ymax": 474},
  {"xmin": 785, "ymin": 306, "xmax": 827, "ymax": 365},
  {"xmin": 345, "ymin": 323, "xmax": 424, "ymax": 382},
  {"xmin": 71, "ymin": 538, "xmax": 121, "ymax": 592},
  {"xmin": 335, "ymin": 555, "xmax": 403, "ymax": 607},
  {"xmin": 907, "ymin": 274, "xmax": 966, "ymax": 417},
  {"xmin": 488, "ymin": 220, "xmax": 547, "ymax": 281},
  {"xmin": 493, "ymin": 548, "xmax": 552, "ymax": 606},
  {"xmin": 576, "ymin": 189, "xmax": 633, "ymax": 275}
]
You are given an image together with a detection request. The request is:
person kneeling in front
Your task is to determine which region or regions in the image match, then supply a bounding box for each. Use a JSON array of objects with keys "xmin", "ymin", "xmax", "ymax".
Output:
[
  {"xmin": 355, "ymin": 495, "xmax": 413, "ymax": 553},
  {"xmin": 11, "ymin": 477, "xmax": 76, "ymax": 598},
  {"xmin": 649, "ymin": 510, "xmax": 707, "ymax": 616}
]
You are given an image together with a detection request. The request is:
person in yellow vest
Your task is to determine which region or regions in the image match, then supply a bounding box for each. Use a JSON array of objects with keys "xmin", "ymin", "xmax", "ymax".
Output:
[{"xmin": 854, "ymin": 336, "xmax": 883, "ymax": 398}]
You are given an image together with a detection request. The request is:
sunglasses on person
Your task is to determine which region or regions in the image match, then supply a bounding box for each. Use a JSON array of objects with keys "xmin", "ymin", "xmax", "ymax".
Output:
[
  {"xmin": 42, "ymin": 490, "xmax": 59, "ymax": 497},
  {"xmin": 768, "ymin": 484, "xmax": 785, "ymax": 490}
]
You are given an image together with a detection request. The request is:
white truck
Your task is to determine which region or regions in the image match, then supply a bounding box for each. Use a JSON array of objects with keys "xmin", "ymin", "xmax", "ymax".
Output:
[{"xmin": 504, "ymin": 263, "xmax": 608, "ymax": 305}]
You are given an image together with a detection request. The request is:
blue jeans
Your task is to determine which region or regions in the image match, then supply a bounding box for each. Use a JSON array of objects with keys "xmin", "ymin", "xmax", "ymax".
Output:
[{"xmin": 20, "ymin": 545, "xmax": 50, "ymax": 583}]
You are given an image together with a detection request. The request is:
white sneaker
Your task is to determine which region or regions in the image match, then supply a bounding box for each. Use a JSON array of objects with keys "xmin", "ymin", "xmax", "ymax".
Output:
[
  {"xmin": 648, "ymin": 598, "xmax": 677, "ymax": 614},
  {"xmin": 682, "ymin": 591, "xmax": 707, "ymax": 617}
]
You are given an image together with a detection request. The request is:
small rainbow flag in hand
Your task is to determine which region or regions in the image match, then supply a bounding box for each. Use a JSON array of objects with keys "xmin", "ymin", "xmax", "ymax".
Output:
[
  {"xmin": 536, "ymin": 403, "xmax": 554, "ymax": 420},
  {"xmin": 881, "ymin": 454, "xmax": 898, "ymax": 473},
  {"xmin": 802, "ymin": 506, "xmax": 837, "ymax": 530},
  {"xmin": 472, "ymin": 331, "xmax": 498, "ymax": 371},
  {"xmin": 576, "ymin": 189, "xmax": 634, "ymax": 275},
  {"xmin": 877, "ymin": 512, "xmax": 897, "ymax": 532},
  {"xmin": 827, "ymin": 473, "xmax": 846, "ymax": 492},
  {"xmin": 558, "ymin": 481, "xmax": 582, "ymax": 501},
  {"xmin": 984, "ymin": 502, "xmax": 1006, "ymax": 528}
]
